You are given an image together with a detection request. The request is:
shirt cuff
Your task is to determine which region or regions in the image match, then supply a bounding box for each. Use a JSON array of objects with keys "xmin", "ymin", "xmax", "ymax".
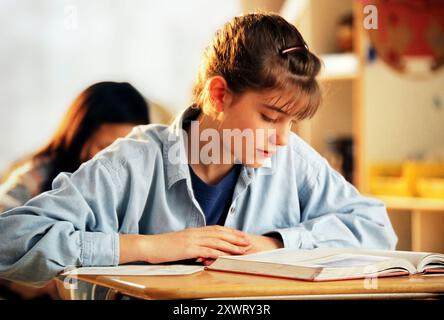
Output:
[
  {"xmin": 81, "ymin": 231, "xmax": 119, "ymax": 267},
  {"xmin": 271, "ymin": 225, "xmax": 315, "ymax": 249}
]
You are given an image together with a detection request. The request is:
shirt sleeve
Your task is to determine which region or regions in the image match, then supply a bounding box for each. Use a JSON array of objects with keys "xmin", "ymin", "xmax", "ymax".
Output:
[
  {"xmin": 0, "ymin": 157, "xmax": 122, "ymax": 287},
  {"xmin": 272, "ymin": 159, "xmax": 398, "ymax": 250}
]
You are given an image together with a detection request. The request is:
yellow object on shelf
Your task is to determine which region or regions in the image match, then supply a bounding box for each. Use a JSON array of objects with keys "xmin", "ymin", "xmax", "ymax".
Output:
[
  {"xmin": 404, "ymin": 162, "xmax": 444, "ymax": 198},
  {"xmin": 416, "ymin": 178, "xmax": 444, "ymax": 199},
  {"xmin": 369, "ymin": 163, "xmax": 411, "ymax": 196},
  {"xmin": 369, "ymin": 162, "xmax": 444, "ymax": 199},
  {"xmin": 370, "ymin": 177, "xmax": 411, "ymax": 196}
]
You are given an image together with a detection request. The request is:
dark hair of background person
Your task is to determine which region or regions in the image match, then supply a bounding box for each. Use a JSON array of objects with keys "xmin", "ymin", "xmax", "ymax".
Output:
[{"xmin": 2, "ymin": 81, "xmax": 150, "ymax": 191}]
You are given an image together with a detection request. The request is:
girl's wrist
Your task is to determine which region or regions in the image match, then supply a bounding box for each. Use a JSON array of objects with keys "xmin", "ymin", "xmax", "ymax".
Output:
[{"xmin": 119, "ymin": 234, "xmax": 153, "ymax": 264}]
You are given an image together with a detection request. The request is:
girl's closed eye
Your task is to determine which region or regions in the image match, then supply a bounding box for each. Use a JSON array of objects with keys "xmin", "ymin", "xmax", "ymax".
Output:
[{"xmin": 260, "ymin": 113, "xmax": 278, "ymax": 123}]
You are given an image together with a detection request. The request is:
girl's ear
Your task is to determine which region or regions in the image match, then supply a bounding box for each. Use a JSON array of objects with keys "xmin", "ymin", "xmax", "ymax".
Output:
[{"xmin": 208, "ymin": 76, "xmax": 232, "ymax": 113}]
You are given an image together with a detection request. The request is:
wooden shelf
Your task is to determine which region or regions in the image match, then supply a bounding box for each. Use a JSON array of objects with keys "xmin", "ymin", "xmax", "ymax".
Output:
[
  {"xmin": 283, "ymin": 0, "xmax": 361, "ymax": 187},
  {"xmin": 374, "ymin": 195, "xmax": 444, "ymax": 212},
  {"xmin": 372, "ymin": 194, "xmax": 444, "ymax": 253}
]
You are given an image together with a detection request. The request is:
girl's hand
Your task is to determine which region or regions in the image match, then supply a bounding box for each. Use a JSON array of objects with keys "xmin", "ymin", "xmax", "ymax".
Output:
[
  {"xmin": 243, "ymin": 234, "xmax": 284, "ymax": 255},
  {"xmin": 199, "ymin": 233, "xmax": 284, "ymax": 266},
  {"xmin": 119, "ymin": 226, "xmax": 252, "ymax": 264}
]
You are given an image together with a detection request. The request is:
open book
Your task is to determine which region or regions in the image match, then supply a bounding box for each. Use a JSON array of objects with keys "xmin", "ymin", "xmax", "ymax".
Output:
[{"xmin": 206, "ymin": 248, "xmax": 444, "ymax": 281}]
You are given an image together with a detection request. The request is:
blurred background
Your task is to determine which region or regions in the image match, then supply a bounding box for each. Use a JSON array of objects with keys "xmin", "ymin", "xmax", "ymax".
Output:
[
  {"xmin": 0, "ymin": 0, "xmax": 242, "ymax": 172},
  {"xmin": 1, "ymin": 0, "xmax": 443, "ymax": 252}
]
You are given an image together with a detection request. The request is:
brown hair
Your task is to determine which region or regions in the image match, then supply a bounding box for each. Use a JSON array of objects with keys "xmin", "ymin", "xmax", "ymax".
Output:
[{"xmin": 192, "ymin": 13, "xmax": 322, "ymax": 120}]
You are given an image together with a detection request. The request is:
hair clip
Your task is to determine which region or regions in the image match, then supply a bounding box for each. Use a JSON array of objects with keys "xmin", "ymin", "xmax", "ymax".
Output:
[{"xmin": 280, "ymin": 43, "xmax": 309, "ymax": 55}]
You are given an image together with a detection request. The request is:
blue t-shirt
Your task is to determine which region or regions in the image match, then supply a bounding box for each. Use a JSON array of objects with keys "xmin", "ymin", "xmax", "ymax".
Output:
[{"xmin": 189, "ymin": 164, "xmax": 241, "ymax": 225}]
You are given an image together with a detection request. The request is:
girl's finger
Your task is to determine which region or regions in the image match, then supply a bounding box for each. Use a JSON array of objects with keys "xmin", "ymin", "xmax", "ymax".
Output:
[
  {"xmin": 200, "ymin": 238, "xmax": 248, "ymax": 255},
  {"xmin": 200, "ymin": 229, "xmax": 251, "ymax": 247},
  {"xmin": 202, "ymin": 259, "xmax": 215, "ymax": 266},
  {"xmin": 197, "ymin": 247, "xmax": 232, "ymax": 260}
]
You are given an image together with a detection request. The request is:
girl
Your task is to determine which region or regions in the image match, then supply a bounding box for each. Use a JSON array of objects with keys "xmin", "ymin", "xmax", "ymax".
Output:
[
  {"xmin": 0, "ymin": 81, "xmax": 150, "ymax": 298},
  {"xmin": 0, "ymin": 13, "xmax": 397, "ymax": 290}
]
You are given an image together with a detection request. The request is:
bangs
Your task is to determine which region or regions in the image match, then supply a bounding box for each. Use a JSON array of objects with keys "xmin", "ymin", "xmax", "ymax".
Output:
[{"xmin": 259, "ymin": 61, "xmax": 322, "ymax": 120}]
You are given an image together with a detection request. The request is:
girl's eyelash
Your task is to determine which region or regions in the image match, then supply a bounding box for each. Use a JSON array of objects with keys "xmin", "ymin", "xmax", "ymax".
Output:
[{"xmin": 261, "ymin": 114, "xmax": 278, "ymax": 123}]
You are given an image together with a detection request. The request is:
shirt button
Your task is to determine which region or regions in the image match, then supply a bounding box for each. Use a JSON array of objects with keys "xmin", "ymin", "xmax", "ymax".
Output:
[{"xmin": 229, "ymin": 207, "xmax": 236, "ymax": 214}]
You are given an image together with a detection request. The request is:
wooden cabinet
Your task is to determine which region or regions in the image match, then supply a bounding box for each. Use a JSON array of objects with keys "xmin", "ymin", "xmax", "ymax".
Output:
[{"xmin": 280, "ymin": 0, "xmax": 364, "ymax": 188}]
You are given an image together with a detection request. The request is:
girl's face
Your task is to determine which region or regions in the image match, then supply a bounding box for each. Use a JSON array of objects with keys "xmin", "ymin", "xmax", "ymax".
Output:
[
  {"xmin": 80, "ymin": 123, "xmax": 135, "ymax": 162},
  {"xmin": 218, "ymin": 89, "xmax": 304, "ymax": 168}
]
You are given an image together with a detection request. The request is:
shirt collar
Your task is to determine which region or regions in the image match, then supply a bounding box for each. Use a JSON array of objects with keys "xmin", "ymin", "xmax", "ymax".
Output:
[{"xmin": 162, "ymin": 107, "xmax": 197, "ymax": 189}]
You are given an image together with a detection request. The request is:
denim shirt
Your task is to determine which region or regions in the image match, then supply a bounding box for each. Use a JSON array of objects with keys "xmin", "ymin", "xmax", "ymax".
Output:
[{"xmin": 0, "ymin": 107, "xmax": 397, "ymax": 286}]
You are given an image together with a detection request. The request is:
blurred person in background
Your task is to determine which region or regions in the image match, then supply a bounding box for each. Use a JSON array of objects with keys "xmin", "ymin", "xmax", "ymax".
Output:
[{"xmin": 0, "ymin": 81, "xmax": 150, "ymax": 299}]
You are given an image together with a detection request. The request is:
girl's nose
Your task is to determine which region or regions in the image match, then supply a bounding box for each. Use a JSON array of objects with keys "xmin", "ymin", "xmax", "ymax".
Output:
[{"xmin": 268, "ymin": 129, "xmax": 288, "ymax": 147}]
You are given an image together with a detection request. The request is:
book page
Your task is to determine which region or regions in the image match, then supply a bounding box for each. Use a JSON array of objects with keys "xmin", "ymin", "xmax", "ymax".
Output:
[
  {"xmin": 62, "ymin": 265, "xmax": 204, "ymax": 276},
  {"xmin": 220, "ymin": 248, "xmax": 335, "ymax": 265},
  {"xmin": 308, "ymin": 254, "xmax": 390, "ymax": 268},
  {"xmin": 220, "ymin": 248, "xmax": 430, "ymax": 268},
  {"xmin": 313, "ymin": 248, "xmax": 431, "ymax": 268}
]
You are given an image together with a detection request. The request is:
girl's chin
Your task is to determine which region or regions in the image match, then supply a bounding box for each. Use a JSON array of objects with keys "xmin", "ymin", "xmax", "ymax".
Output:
[
  {"xmin": 246, "ymin": 163, "xmax": 263, "ymax": 169},
  {"xmin": 242, "ymin": 159, "xmax": 267, "ymax": 168},
  {"xmin": 233, "ymin": 154, "xmax": 270, "ymax": 168}
]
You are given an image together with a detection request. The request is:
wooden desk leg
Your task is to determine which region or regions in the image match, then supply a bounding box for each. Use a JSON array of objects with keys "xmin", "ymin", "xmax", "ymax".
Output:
[
  {"xmin": 411, "ymin": 210, "xmax": 422, "ymax": 252},
  {"xmin": 411, "ymin": 210, "xmax": 444, "ymax": 253}
]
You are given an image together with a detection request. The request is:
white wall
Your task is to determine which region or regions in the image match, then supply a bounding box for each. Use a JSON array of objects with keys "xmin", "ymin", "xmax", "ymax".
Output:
[
  {"xmin": 0, "ymin": 0, "xmax": 241, "ymax": 173},
  {"xmin": 364, "ymin": 60, "xmax": 444, "ymax": 163}
]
